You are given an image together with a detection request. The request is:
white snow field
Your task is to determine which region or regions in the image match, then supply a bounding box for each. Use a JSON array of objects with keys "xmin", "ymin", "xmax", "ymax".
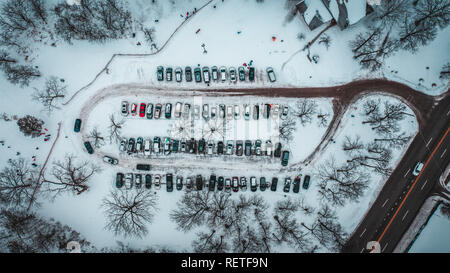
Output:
[{"xmin": 0, "ymin": 0, "xmax": 444, "ymax": 252}]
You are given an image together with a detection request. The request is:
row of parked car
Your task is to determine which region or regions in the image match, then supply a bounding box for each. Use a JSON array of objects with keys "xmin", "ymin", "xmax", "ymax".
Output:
[
  {"xmin": 115, "ymin": 173, "xmax": 311, "ymax": 193},
  {"xmin": 121, "ymin": 101, "xmax": 290, "ymax": 121},
  {"xmin": 156, "ymin": 66, "xmax": 276, "ymax": 83},
  {"xmin": 120, "ymin": 137, "xmax": 290, "ymax": 165}
]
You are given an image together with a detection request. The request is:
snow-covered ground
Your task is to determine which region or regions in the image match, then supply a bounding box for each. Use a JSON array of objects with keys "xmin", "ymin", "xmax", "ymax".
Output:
[{"xmin": 0, "ymin": 0, "xmax": 445, "ymax": 252}]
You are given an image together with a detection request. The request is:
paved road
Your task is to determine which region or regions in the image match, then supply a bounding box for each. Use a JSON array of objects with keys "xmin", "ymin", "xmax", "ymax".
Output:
[{"xmin": 342, "ymin": 93, "xmax": 450, "ymax": 253}]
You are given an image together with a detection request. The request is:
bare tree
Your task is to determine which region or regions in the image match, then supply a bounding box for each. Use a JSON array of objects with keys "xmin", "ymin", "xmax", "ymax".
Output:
[
  {"xmin": 362, "ymin": 98, "xmax": 380, "ymax": 116},
  {"xmin": 374, "ymin": 131, "xmax": 412, "ymax": 149},
  {"xmin": 17, "ymin": 115, "xmax": 44, "ymax": 138},
  {"xmin": 192, "ymin": 229, "xmax": 229, "ymax": 253},
  {"xmin": 102, "ymin": 189, "xmax": 158, "ymax": 238},
  {"xmin": 362, "ymin": 101, "xmax": 411, "ymax": 135},
  {"xmin": 202, "ymin": 118, "xmax": 226, "ymax": 142},
  {"xmin": 440, "ymin": 62, "xmax": 450, "ymax": 80},
  {"xmin": 108, "ymin": 114, "xmax": 125, "ymax": 144},
  {"xmin": 88, "ymin": 127, "xmax": 105, "ymax": 148},
  {"xmin": 316, "ymin": 110, "xmax": 330, "ymax": 127},
  {"xmin": 42, "ymin": 154, "xmax": 101, "ymax": 197},
  {"xmin": 293, "ymin": 99, "xmax": 317, "ymax": 125},
  {"xmin": 0, "ymin": 158, "xmax": 39, "ymax": 209},
  {"xmin": 33, "ymin": 77, "xmax": 67, "ymax": 113},
  {"xmin": 376, "ymin": 0, "xmax": 412, "ymax": 27},
  {"xmin": 318, "ymin": 34, "xmax": 332, "ymax": 50},
  {"xmin": 279, "ymin": 116, "xmax": 297, "ymax": 142},
  {"xmin": 342, "ymin": 135, "xmax": 364, "ymax": 154}
]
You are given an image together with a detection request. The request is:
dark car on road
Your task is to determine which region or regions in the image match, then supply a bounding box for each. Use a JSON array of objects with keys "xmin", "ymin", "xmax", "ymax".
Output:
[
  {"xmin": 116, "ymin": 173, "xmax": 124, "ymax": 188},
  {"xmin": 293, "ymin": 176, "xmax": 301, "ymax": 193},
  {"xmin": 136, "ymin": 164, "xmax": 151, "ymax": 171},
  {"xmin": 194, "ymin": 67, "xmax": 202, "ymax": 82},
  {"xmin": 166, "ymin": 174, "xmax": 173, "ymax": 192},
  {"xmin": 157, "ymin": 66, "xmax": 164, "ymax": 81},
  {"xmin": 84, "ymin": 141, "xmax": 94, "ymax": 154},
  {"xmin": 217, "ymin": 176, "xmax": 224, "ymax": 191},
  {"xmin": 196, "ymin": 175, "xmax": 203, "ymax": 191},
  {"xmin": 281, "ymin": 151, "xmax": 290, "ymax": 166},
  {"xmin": 271, "ymin": 177, "xmax": 278, "ymax": 191},
  {"xmin": 209, "ymin": 175, "xmax": 216, "ymax": 191},
  {"xmin": 74, "ymin": 119, "xmax": 81, "ymax": 133},
  {"xmin": 303, "ymin": 175, "xmax": 311, "ymax": 190},
  {"xmin": 249, "ymin": 67, "xmax": 255, "ymax": 81},
  {"xmin": 145, "ymin": 174, "xmax": 152, "ymax": 189},
  {"xmin": 185, "ymin": 66, "xmax": 192, "ymax": 82}
]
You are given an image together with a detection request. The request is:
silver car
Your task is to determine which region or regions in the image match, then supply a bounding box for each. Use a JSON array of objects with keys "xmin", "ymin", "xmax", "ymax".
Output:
[
  {"xmin": 229, "ymin": 67, "xmax": 237, "ymax": 82},
  {"xmin": 220, "ymin": 66, "xmax": 227, "ymax": 81},
  {"xmin": 103, "ymin": 155, "xmax": 118, "ymax": 165},
  {"xmin": 121, "ymin": 101, "xmax": 129, "ymax": 116}
]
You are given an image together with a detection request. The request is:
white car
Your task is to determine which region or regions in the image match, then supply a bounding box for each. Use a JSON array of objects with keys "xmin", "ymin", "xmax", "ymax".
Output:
[
  {"xmin": 121, "ymin": 101, "xmax": 128, "ymax": 116},
  {"xmin": 175, "ymin": 102, "xmax": 183, "ymax": 118},
  {"xmin": 119, "ymin": 139, "xmax": 127, "ymax": 152},
  {"xmin": 272, "ymin": 104, "xmax": 280, "ymax": 119},
  {"xmin": 207, "ymin": 141, "xmax": 214, "ymax": 155},
  {"xmin": 265, "ymin": 140, "xmax": 273, "ymax": 156},
  {"xmin": 281, "ymin": 105, "xmax": 289, "ymax": 120},
  {"xmin": 412, "ymin": 162, "xmax": 424, "ymax": 176},
  {"xmin": 244, "ymin": 105, "xmax": 251, "ymax": 120},
  {"xmin": 219, "ymin": 104, "xmax": 225, "ymax": 119},
  {"xmin": 266, "ymin": 67, "xmax": 276, "ymax": 82},
  {"xmin": 229, "ymin": 67, "xmax": 237, "ymax": 82},
  {"xmin": 226, "ymin": 105, "xmax": 233, "ymax": 120},
  {"xmin": 183, "ymin": 103, "xmax": 191, "ymax": 119},
  {"xmin": 154, "ymin": 175, "xmax": 161, "ymax": 190},
  {"xmin": 144, "ymin": 139, "xmax": 151, "ymax": 156},
  {"xmin": 103, "ymin": 155, "xmax": 118, "ymax": 165},
  {"xmin": 202, "ymin": 104, "xmax": 209, "ymax": 120},
  {"xmin": 234, "ymin": 105, "xmax": 240, "ymax": 120},
  {"xmin": 194, "ymin": 105, "xmax": 200, "ymax": 120},
  {"xmin": 175, "ymin": 67, "xmax": 182, "ymax": 82},
  {"xmin": 226, "ymin": 140, "xmax": 233, "ymax": 155},
  {"xmin": 125, "ymin": 173, "xmax": 133, "ymax": 189},
  {"xmin": 210, "ymin": 106, "xmax": 217, "ymax": 119},
  {"xmin": 220, "ymin": 66, "xmax": 227, "ymax": 81}
]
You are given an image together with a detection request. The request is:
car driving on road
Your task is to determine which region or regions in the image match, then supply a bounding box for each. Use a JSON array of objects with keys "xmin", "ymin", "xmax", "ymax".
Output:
[{"xmin": 412, "ymin": 162, "xmax": 424, "ymax": 176}]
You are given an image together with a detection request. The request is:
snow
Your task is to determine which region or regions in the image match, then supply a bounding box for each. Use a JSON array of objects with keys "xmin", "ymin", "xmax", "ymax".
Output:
[
  {"xmin": 409, "ymin": 202, "xmax": 450, "ymax": 253},
  {"xmin": 344, "ymin": 0, "xmax": 367, "ymax": 26},
  {"xmin": 303, "ymin": 0, "xmax": 332, "ymax": 26}
]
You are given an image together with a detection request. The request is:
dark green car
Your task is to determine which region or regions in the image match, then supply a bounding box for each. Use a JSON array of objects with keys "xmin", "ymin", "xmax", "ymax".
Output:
[
  {"xmin": 303, "ymin": 175, "xmax": 311, "ymax": 190},
  {"xmin": 198, "ymin": 139, "xmax": 205, "ymax": 154},
  {"xmin": 271, "ymin": 177, "xmax": 278, "ymax": 191},
  {"xmin": 260, "ymin": 177, "xmax": 266, "ymax": 191},
  {"xmin": 74, "ymin": 119, "xmax": 81, "ymax": 133},
  {"xmin": 84, "ymin": 141, "xmax": 94, "ymax": 154},
  {"xmin": 249, "ymin": 67, "xmax": 255, "ymax": 81},
  {"xmin": 281, "ymin": 151, "xmax": 289, "ymax": 166},
  {"xmin": 145, "ymin": 174, "xmax": 152, "ymax": 189},
  {"xmin": 194, "ymin": 67, "xmax": 202, "ymax": 82},
  {"xmin": 217, "ymin": 176, "xmax": 224, "ymax": 191},
  {"xmin": 274, "ymin": 142, "xmax": 282, "ymax": 157},
  {"xmin": 166, "ymin": 174, "xmax": 173, "ymax": 192},
  {"xmin": 209, "ymin": 175, "xmax": 216, "ymax": 191},
  {"xmin": 116, "ymin": 173, "xmax": 124, "ymax": 188}
]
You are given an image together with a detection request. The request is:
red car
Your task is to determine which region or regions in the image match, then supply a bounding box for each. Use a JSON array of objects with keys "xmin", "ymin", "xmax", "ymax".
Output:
[
  {"xmin": 139, "ymin": 103, "xmax": 146, "ymax": 118},
  {"xmin": 232, "ymin": 176, "xmax": 239, "ymax": 192},
  {"xmin": 131, "ymin": 103, "xmax": 138, "ymax": 116}
]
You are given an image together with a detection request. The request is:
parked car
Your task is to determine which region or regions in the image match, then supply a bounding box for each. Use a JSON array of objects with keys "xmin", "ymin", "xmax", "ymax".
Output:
[
  {"xmin": 144, "ymin": 139, "xmax": 151, "ymax": 156},
  {"xmin": 274, "ymin": 142, "xmax": 282, "ymax": 158},
  {"xmin": 217, "ymin": 141, "xmax": 224, "ymax": 155},
  {"xmin": 272, "ymin": 104, "xmax": 280, "ymax": 119},
  {"xmin": 136, "ymin": 164, "xmax": 151, "ymax": 171},
  {"xmin": 127, "ymin": 138, "xmax": 135, "ymax": 154},
  {"xmin": 209, "ymin": 175, "xmax": 216, "ymax": 191},
  {"xmin": 210, "ymin": 106, "xmax": 217, "ymax": 119},
  {"xmin": 116, "ymin": 173, "xmax": 124, "ymax": 188},
  {"xmin": 153, "ymin": 137, "xmax": 161, "ymax": 154},
  {"xmin": 165, "ymin": 103, "xmax": 172, "ymax": 119},
  {"xmin": 119, "ymin": 139, "xmax": 127, "ymax": 152},
  {"xmin": 163, "ymin": 137, "xmax": 171, "ymax": 155},
  {"xmin": 185, "ymin": 66, "xmax": 192, "ymax": 82},
  {"xmin": 175, "ymin": 67, "xmax": 182, "ymax": 82},
  {"xmin": 225, "ymin": 178, "xmax": 231, "ymax": 192},
  {"xmin": 154, "ymin": 103, "xmax": 162, "ymax": 119},
  {"xmin": 145, "ymin": 174, "xmax": 152, "ymax": 189},
  {"xmin": 249, "ymin": 67, "xmax": 255, "ymax": 81},
  {"xmin": 139, "ymin": 103, "xmax": 146, "ymax": 118},
  {"xmin": 135, "ymin": 174, "xmax": 142, "ymax": 189},
  {"xmin": 229, "ymin": 67, "xmax": 237, "ymax": 82},
  {"xmin": 293, "ymin": 176, "xmax": 301, "ymax": 193},
  {"xmin": 175, "ymin": 102, "xmax": 182, "ymax": 118},
  {"xmin": 266, "ymin": 67, "xmax": 276, "ymax": 82},
  {"xmin": 211, "ymin": 66, "xmax": 218, "ymax": 81},
  {"xmin": 84, "ymin": 141, "xmax": 94, "ymax": 154},
  {"xmin": 103, "ymin": 155, "xmax": 118, "ymax": 165},
  {"xmin": 250, "ymin": 176, "xmax": 257, "ymax": 192},
  {"xmin": 186, "ymin": 177, "xmax": 193, "ymax": 191},
  {"xmin": 125, "ymin": 173, "xmax": 133, "ymax": 189},
  {"xmin": 136, "ymin": 137, "xmax": 143, "ymax": 153},
  {"xmin": 234, "ymin": 105, "xmax": 240, "ymax": 120},
  {"xmin": 244, "ymin": 140, "xmax": 252, "ymax": 156},
  {"xmin": 183, "ymin": 103, "xmax": 191, "ymax": 119},
  {"xmin": 146, "ymin": 103, "xmax": 153, "ymax": 119},
  {"xmin": 172, "ymin": 139, "xmax": 179, "ymax": 153},
  {"xmin": 244, "ymin": 105, "xmax": 251, "ymax": 120},
  {"xmin": 226, "ymin": 140, "xmax": 233, "ymax": 155},
  {"xmin": 198, "ymin": 138, "xmax": 205, "ymax": 154},
  {"xmin": 121, "ymin": 101, "xmax": 129, "ymax": 116},
  {"xmin": 217, "ymin": 176, "xmax": 224, "ymax": 191},
  {"xmin": 281, "ymin": 151, "xmax": 290, "ymax": 166},
  {"xmin": 412, "ymin": 162, "xmax": 424, "ymax": 176},
  {"xmin": 263, "ymin": 104, "xmax": 270, "ymax": 119},
  {"xmin": 130, "ymin": 103, "xmax": 137, "ymax": 116},
  {"xmin": 303, "ymin": 175, "xmax": 311, "ymax": 190},
  {"xmin": 236, "ymin": 140, "xmax": 243, "ymax": 156},
  {"xmin": 219, "ymin": 104, "xmax": 226, "ymax": 119},
  {"xmin": 202, "ymin": 66, "xmax": 210, "ymax": 83},
  {"xmin": 194, "ymin": 105, "xmax": 200, "ymax": 120},
  {"xmin": 281, "ymin": 105, "xmax": 289, "ymax": 120},
  {"xmin": 226, "ymin": 105, "xmax": 233, "ymax": 120},
  {"xmin": 189, "ymin": 138, "xmax": 197, "ymax": 154},
  {"xmin": 255, "ymin": 140, "xmax": 262, "ymax": 156},
  {"xmin": 176, "ymin": 176, "xmax": 183, "ymax": 191},
  {"xmin": 196, "ymin": 175, "xmax": 203, "ymax": 191},
  {"xmin": 239, "ymin": 177, "xmax": 247, "ymax": 191},
  {"xmin": 271, "ymin": 177, "xmax": 278, "ymax": 191},
  {"xmin": 154, "ymin": 174, "xmax": 161, "ymax": 190},
  {"xmin": 253, "ymin": 105, "xmax": 259, "ymax": 120},
  {"xmin": 194, "ymin": 67, "xmax": 202, "ymax": 82},
  {"xmin": 220, "ymin": 66, "xmax": 227, "ymax": 81},
  {"xmin": 265, "ymin": 140, "xmax": 273, "ymax": 156},
  {"xmin": 260, "ymin": 177, "xmax": 266, "ymax": 191},
  {"xmin": 166, "ymin": 67, "xmax": 173, "ymax": 81},
  {"xmin": 207, "ymin": 141, "xmax": 214, "ymax": 155},
  {"xmin": 180, "ymin": 138, "xmax": 187, "ymax": 153},
  {"xmin": 202, "ymin": 104, "xmax": 209, "ymax": 120},
  {"xmin": 157, "ymin": 66, "xmax": 164, "ymax": 81},
  {"xmin": 283, "ymin": 177, "xmax": 291, "ymax": 193},
  {"xmin": 74, "ymin": 119, "xmax": 82, "ymax": 133},
  {"xmin": 238, "ymin": 66, "xmax": 245, "ymax": 81},
  {"xmin": 166, "ymin": 174, "xmax": 173, "ymax": 192},
  {"xmin": 232, "ymin": 176, "xmax": 239, "ymax": 192}
]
